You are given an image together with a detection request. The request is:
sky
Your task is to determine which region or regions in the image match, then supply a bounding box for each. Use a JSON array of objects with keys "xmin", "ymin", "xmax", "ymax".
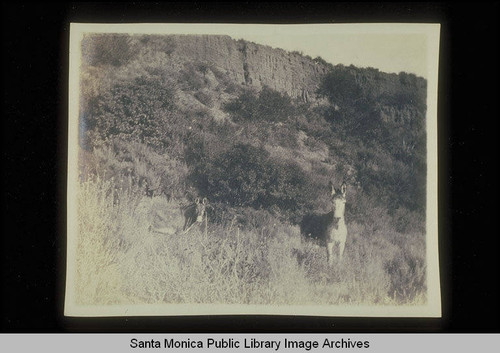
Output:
[
  {"xmin": 73, "ymin": 23, "xmax": 439, "ymax": 79},
  {"xmin": 213, "ymin": 24, "xmax": 432, "ymax": 78},
  {"xmin": 235, "ymin": 32, "xmax": 429, "ymax": 78}
]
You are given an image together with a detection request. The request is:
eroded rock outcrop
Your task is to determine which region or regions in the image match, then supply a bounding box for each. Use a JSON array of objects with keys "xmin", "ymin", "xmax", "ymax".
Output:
[{"xmin": 167, "ymin": 35, "xmax": 329, "ymax": 101}]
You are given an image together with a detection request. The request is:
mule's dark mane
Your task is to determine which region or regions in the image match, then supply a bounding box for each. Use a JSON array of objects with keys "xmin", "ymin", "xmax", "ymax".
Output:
[{"xmin": 300, "ymin": 211, "xmax": 340, "ymax": 244}]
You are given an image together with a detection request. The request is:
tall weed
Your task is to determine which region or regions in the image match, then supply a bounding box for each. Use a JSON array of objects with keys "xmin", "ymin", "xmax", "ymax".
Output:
[{"xmin": 76, "ymin": 176, "xmax": 426, "ymax": 306}]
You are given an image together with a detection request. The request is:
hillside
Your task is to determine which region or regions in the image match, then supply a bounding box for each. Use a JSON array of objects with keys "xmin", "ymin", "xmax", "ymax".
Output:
[
  {"xmin": 74, "ymin": 33, "xmax": 428, "ymax": 306},
  {"xmin": 80, "ymin": 33, "xmax": 426, "ymax": 223}
]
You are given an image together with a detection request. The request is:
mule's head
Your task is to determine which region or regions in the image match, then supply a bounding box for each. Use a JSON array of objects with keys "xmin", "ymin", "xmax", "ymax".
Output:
[{"xmin": 329, "ymin": 181, "xmax": 347, "ymax": 217}]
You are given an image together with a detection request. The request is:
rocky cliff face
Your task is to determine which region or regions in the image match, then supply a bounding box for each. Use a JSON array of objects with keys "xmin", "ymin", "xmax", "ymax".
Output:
[{"xmin": 168, "ymin": 35, "xmax": 330, "ymax": 101}]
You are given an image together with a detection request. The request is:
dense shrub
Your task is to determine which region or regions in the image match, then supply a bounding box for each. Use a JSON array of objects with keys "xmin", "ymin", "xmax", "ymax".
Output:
[
  {"xmin": 224, "ymin": 86, "xmax": 294, "ymax": 123},
  {"xmin": 318, "ymin": 69, "xmax": 365, "ymax": 109},
  {"xmin": 257, "ymin": 86, "xmax": 295, "ymax": 122},
  {"xmin": 83, "ymin": 74, "xmax": 177, "ymax": 151},
  {"xmin": 189, "ymin": 143, "xmax": 311, "ymax": 221},
  {"xmin": 224, "ymin": 90, "xmax": 259, "ymax": 121},
  {"xmin": 384, "ymin": 248, "xmax": 426, "ymax": 303}
]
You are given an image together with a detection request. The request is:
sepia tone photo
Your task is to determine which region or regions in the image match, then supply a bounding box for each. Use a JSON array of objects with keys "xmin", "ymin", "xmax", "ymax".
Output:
[{"xmin": 65, "ymin": 23, "xmax": 441, "ymax": 317}]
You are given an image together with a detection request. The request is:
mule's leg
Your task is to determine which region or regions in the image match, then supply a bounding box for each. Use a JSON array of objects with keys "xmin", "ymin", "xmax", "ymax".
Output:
[
  {"xmin": 338, "ymin": 241, "xmax": 346, "ymax": 263},
  {"xmin": 326, "ymin": 242, "xmax": 335, "ymax": 266},
  {"xmin": 183, "ymin": 217, "xmax": 190, "ymax": 231}
]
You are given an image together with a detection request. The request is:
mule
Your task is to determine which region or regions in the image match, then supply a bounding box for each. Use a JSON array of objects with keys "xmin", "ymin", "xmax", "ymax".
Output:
[
  {"xmin": 182, "ymin": 197, "xmax": 207, "ymax": 232},
  {"xmin": 148, "ymin": 197, "xmax": 208, "ymax": 235},
  {"xmin": 300, "ymin": 181, "xmax": 348, "ymax": 265}
]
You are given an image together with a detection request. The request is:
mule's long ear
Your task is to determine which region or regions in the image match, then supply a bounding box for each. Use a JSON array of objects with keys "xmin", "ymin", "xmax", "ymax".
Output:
[
  {"xmin": 329, "ymin": 180, "xmax": 335, "ymax": 196},
  {"xmin": 341, "ymin": 183, "xmax": 347, "ymax": 196},
  {"xmin": 202, "ymin": 197, "xmax": 207, "ymax": 205},
  {"xmin": 195, "ymin": 198, "xmax": 200, "ymax": 204}
]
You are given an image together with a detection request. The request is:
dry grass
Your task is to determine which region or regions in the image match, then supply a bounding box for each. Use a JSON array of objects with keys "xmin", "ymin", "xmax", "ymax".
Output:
[{"xmin": 75, "ymin": 177, "xmax": 427, "ymax": 306}]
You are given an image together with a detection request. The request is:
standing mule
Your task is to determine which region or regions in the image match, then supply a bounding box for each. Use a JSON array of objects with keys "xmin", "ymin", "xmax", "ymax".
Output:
[
  {"xmin": 149, "ymin": 197, "xmax": 208, "ymax": 235},
  {"xmin": 300, "ymin": 181, "xmax": 348, "ymax": 265},
  {"xmin": 182, "ymin": 197, "xmax": 207, "ymax": 232}
]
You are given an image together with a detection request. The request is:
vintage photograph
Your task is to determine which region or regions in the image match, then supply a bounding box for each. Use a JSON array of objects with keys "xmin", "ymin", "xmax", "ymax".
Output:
[{"xmin": 65, "ymin": 23, "xmax": 441, "ymax": 317}]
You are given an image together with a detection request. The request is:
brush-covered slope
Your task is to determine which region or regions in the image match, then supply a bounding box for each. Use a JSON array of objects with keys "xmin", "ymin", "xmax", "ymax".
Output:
[{"xmin": 79, "ymin": 33, "xmax": 426, "ymax": 231}]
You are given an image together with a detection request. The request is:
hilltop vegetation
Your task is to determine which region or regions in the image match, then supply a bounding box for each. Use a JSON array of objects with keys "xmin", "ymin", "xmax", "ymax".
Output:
[{"xmin": 75, "ymin": 34, "xmax": 427, "ymax": 306}]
